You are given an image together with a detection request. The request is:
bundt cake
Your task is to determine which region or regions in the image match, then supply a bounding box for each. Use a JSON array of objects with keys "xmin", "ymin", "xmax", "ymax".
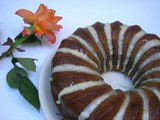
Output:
[{"xmin": 51, "ymin": 21, "xmax": 160, "ymax": 120}]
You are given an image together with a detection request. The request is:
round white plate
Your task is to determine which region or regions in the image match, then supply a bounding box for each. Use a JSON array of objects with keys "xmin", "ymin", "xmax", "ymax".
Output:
[{"xmin": 39, "ymin": 43, "xmax": 63, "ymax": 120}]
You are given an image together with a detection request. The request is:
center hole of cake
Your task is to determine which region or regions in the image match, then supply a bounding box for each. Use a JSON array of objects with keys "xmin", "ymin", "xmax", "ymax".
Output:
[{"xmin": 102, "ymin": 71, "xmax": 134, "ymax": 91}]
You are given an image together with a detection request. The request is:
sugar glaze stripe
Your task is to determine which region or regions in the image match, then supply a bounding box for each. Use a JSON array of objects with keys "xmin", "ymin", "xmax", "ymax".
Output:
[
  {"xmin": 141, "ymin": 86, "xmax": 160, "ymax": 100},
  {"xmin": 70, "ymin": 35, "xmax": 101, "ymax": 64},
  {"xmin": 129, "ymin": 39, "xmax": 160, "ymax": 76},
  {"xmin": 117, "ymin": 24, "xmax": 129, "ymax": 69},
  {"xmin": 134, "ymin": 89, "xmax": 149, "ymax": 120},
  {"xmin": 57, "ymin": 48, "xmax": 98, "ymax": 68},
  {"xmin": 57, "ymin": 80, "xmax": 105, "ymax": 104},
  {"xmin": 78, "ymin": 90, "xmax": 117, "ymax": 120},
  {"xmin": 132, "ymin": 53, "xmax": 160, "ymax": 80},
  {"xmin": 141, "ymin": 78, "xmax": 160, "ymax": 84},
  {"xmin": 113, "ymin": 92, "xmax": 130, "ymax": 120},
  {"xmin": 52, "ymin": 64, "xmax": 100, "ymax": 76},
  {"xmin": 134, "ymin": 66, "xmax": 160, "ymax": 86},
  {"xmin": 122, "ymin": 31, "xmax": 145, "ymax": 72},
  {"xmin": 87, "ymin": 26, "xmax": 107, "ymax": 72},
  {"xmin": 104, "ymin": 23, "xmax": 113, "ymax": 70}
]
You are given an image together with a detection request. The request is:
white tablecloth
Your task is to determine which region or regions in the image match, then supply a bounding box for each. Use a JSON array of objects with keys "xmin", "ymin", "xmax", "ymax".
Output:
[{"xmin": 0, "ymin": 0, "xmax": 160, "ymax": 120}]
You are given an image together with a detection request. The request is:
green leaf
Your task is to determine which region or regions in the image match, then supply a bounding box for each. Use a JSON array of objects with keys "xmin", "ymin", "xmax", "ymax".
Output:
[
  {"xmin": 14, "ymin": 32, "xmax": 23, "ymax": 41},
  {"xmin": 24, "ymin": 34, "xmax": 41, "ymax": 44},
  {"xmin": 18, "ymin": 76, "xmax": 40, "ymax": 111},
  {"xmin": 6, "ymin": 66, "xmax": 40, "ymax": 111},
  {"xmin": 12, "ymin": 58, "xmax": 19, "ymax": 65},
  {"xmin": 7, "ymin": 67, "xmax": 28, "ymax": 88},
  {"xmin": 16, "ymin": 58, "xmax": 37, "ymax": 71}
]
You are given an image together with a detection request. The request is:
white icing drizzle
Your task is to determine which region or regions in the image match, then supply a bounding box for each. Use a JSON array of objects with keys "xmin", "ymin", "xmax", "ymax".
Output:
[
  {"xmin": 117, "ymin": 24, "xmax": 129, "ymax": 69},
  {"xmin": 113, "ymin": 92, "xmax": 130, "ymax": 120},
  {"xmin": 57, "ymin": 80, "xmax": 105, "ymax": 104},
  {"xmin": 134, "ymin": 66, "xmax": 160, "ymax": 86},
  {"xmin": 132, "ymin": 53, "xmax": 160, "ymax": 80},
  {"xmin": 78, "ymin": 90, "xmax": 117, "ymax": 120},
  {"xmin": 104, "ymin": 23, "xmax": 113, "ymax": 70},
  {"xmin": 57, "ymin": 48, "xmax": 98, "ymax": 68},
  {"xmin": 128, "ymin": 39, "xmax": 160, "ymax": 75},
  {"xmin": 134, "ymin": 89, "xmax": 149, "ymax": 120},
  {"xmin": 52, "ymin": 64, "xmax": 100, "ymax": 76},
  {"xmin": 141, "ymin": 86, "xmax": 160, "ymax": 100},
  {"xmin": 122, "ymin": 31, "xmax": 146, "ymax": 72},
  {"xmin": 141, "ymin": 78, "xmax": 160, "ymax": 84},
  {"xmin": 87, "ymin": 26, "xmax": 107, "ymax": 72},
  {"xmin": 70, "ymin": 35, "xmax": 100, "ymax": 63}
]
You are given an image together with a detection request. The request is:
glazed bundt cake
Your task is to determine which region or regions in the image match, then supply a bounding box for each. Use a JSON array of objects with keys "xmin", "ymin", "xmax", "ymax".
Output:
[{"xmin": 51, "ymin": 21, "xmax": 160, "ymax": 120}]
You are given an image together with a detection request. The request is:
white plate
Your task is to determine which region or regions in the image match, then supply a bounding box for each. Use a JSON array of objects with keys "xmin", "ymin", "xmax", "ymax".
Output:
[{"xmin": 39, "ymin": 43, "xmax": 63, "ymax": 120}]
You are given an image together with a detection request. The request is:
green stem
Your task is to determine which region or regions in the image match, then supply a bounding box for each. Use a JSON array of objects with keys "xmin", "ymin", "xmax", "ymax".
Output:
[
  {"xmin": 0, "ymin": 36, "xmax": 30, "ymax": 60},
  {"xmin": 13, "ymin": 36, "xmax": 30, "ymax": 47}
]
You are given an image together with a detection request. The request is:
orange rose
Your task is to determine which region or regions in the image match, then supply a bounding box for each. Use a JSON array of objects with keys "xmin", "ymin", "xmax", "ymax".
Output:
[{"xmin": 16, "ymin": 4, "xmax": 62, "ymax": 44}]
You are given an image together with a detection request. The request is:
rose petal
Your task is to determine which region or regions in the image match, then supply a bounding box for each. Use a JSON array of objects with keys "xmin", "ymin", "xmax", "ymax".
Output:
[
  {"xmin": 39, "ymin": 20, "xmax": 56, "ymax": 31},
  {"xmin": 34, "ymin": 25, "xmax": 45, "ymax": 36},
  {"xmin": 45, "ymin": 31, "xmax": 56, "ymax": 44},
  {"xmin": 16, "ymin": 9, "xmax": 34, "ymax": 25},
  {"xmin": 22, "ymin": 27, "xmax": 32, "ymax": 35},
  {"xmin": 36, "ymin": 12, "xmax": 52, "ymax": 23},
  {"xmin": 51, "ymin": 25, "xmax": 63, "ymax": 32},
  {"xmin": 48, "ymin": 9, "xmax": 56, "ymax": 15},
  {"xmin": 56, "ymin": 25, "xmax": 63, "ymax": 31},
  {"xmin": 51, "ymin": 16, "xmax": 62, "ymax": 23},
  {"xmin": 34, "ymin": 4, "xmax": 48, "ymax": 18}
]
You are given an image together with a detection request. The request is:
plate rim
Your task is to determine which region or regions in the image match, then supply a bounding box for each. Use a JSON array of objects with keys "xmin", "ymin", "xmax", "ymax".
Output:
[{"xmin": 38, "ymin": 43, "xmax": 61, "ymax": 120}]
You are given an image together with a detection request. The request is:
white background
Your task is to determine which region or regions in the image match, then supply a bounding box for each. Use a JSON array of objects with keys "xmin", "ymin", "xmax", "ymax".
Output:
[{"xmin": 0, "ymin": 0, "xmax": 160, "ymax": 120}]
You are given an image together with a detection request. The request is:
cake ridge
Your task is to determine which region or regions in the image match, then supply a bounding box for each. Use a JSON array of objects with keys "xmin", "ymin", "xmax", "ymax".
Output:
[
  {"xmin": 70, "ymin": 34, "xmax": 100, "ymax": 64},
  {"xmin": 113, "ymin": 92, "xmax": 130, "ymax": 120},
  {"xmin": 134, "ymin": 89, "xmax": 149, "ymax": 120},
  {"xmin": 140, "ymin": 86, "xmax": 160, "ymax": 100},
  {"xmin": 122, "ymin": 30, "xmax": 146, "ymax": 72},
  {"xmin": 104, "ymin": 23, "xmax": 113, "ymax": 70},
  {"xmin": 132, "ymin": 53, "xmax": 160, "ymax": 80},
  {"xmin": 134, "ymin": 66, "xmax": 160, "ymax": 86},
  {"xmin": 78, "ymin": 90, "xmax": 117, "ymax": 120},
  {"xmin": 129, "ymin": 39, "xmax": 160, "ymax": 76},
  {"xmin": 141, "ymin": 78, "xmax": 160, "ymax": 84},
  {"xmin": 117, "ymin": 24, "xmax": 129, "ymax": 69},
  {"xmin": 57, "ymin": 47, "xmax": 98, "ymax": 68},
  {"xmin": 57, "ymin": 80, "xmax": 105, "ymax": 104},
  {"xmin": 87, "ymin": 26, "xmax": 107, "ymax": 72},
  {"xmin": 52, "ymin": 64, "xmax": 100, "ymax": 76}
]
